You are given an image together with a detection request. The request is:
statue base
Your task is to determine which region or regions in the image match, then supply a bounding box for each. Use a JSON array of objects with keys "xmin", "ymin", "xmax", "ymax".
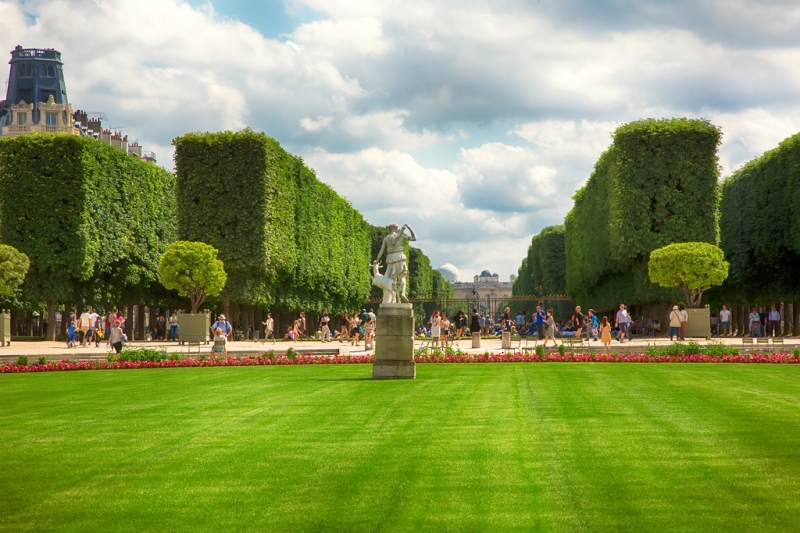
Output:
[{"xmin": 373, "ymin": 303, "xmax": 416, "ymax": 379}]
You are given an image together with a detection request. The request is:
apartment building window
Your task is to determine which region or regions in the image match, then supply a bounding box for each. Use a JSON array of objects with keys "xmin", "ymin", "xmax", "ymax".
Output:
[
  {"xmin": 46, "ymin": 113, "xmax": 58, "ymax": 125},
  {"xmin": 18, "ymin": 113, "xmax": 27, "ymax": 125}
]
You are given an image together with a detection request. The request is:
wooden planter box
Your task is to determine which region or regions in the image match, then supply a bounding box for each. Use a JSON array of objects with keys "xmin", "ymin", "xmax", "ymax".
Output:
[
  {"xmin": 684, "ymin": 306, "xmax": 711, "ymax": 339},
  {"xmin": 177, "ymin": 311, "xmax": 210, "ymax": 344},
  {"xmin": 0, "ymin": 310, "xmax": 10, "ymax": 346}
]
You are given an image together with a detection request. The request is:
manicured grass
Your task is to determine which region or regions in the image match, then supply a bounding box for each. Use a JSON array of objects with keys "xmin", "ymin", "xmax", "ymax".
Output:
[{"xmin": 2, "ymin": 364, "xmax": 799, "ymax": 532}]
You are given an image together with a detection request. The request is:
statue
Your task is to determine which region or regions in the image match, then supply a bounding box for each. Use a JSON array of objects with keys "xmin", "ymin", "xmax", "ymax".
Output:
[
  {"xmin": 375, "ymin": 223, "xmax": 416, "ymax": 302},
  {"xmin": 371, "ymin": 261, "xmax": 396, "ymax": 303}
]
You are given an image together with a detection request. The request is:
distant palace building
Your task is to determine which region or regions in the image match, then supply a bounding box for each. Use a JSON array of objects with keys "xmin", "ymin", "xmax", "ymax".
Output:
[
  {"xmin": 452, "ymin": 270, "xmax": 516, "ymax": 300},
  {"xmin": 0, "ymin": 45, "xmax": 156, "ymax": 163}
]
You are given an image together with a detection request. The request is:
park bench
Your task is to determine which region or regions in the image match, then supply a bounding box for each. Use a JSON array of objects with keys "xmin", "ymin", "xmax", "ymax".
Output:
[
  {"xmin": 741, "ymin": 337, "xmax": 754, "ymax": 352},
  {"xmin": 186, "ymin": 341, "xmax": 201, "ymax": 355}
]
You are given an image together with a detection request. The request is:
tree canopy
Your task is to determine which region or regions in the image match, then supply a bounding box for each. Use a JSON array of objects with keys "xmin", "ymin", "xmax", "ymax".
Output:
[
  {"xmin": 0, "ymin": 244, "xmax": 30, "ymax": 298},
  {"xmin": 158, "ymin": 241, "xmax": 227, "ymax": 314},
  {"xmin": 648, "ymin": 242, "xmax": 729, "ymax": 308}
]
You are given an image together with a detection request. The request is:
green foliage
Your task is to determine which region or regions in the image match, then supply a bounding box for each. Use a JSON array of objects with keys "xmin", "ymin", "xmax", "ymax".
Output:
[
  {"xmin": 16, "ymin": 355, "xmax": 28, "ymax": 366},
  {"xmin": 0, "ymin": 134, "xmax": 176, "ymax": 304},
  {"xmin": 37, "ymin": 356, "xmax": 47, "ymax": 365},
  {"xmin": 513, "ymin": 225, "xmax": 566, "ymax": 296},
  {"xmin": 564, "ymin": 118, "xmax": 721, "ymax": 310},
  {"xmin": 174, "ymin": 130, "xmax": 371, "ymax": 312},
  {"xmin": 432, "ymin": 270, "xmax": 455, "ymax": 299},
  {"xmin": 648, "ymin": 242, "xmax": 729, "ymax": 307},
  {"xmin": 158, "ymin": 241, "xmax": 227, "ymax": 313},
  {"xmin": 717, "ymin": 132, "xmax": 800, "ymax": 304},
  {"xmin": 557, "ymin": 343, "xmax": 566, "ymax": 356},
  {"xmin": 117, "ymin": 347, "xmax": 169, "ymax": 363},
  {"xmin": 645, "ymin": 342, "xmax": 740, "ymax": 357},
  {"xmin": 0, "ymin": 244, "xmax": 29, "ymax": 297},
  {"xmin": 408, "ymin": 247, "xmax": 433, "ymax": 298}
]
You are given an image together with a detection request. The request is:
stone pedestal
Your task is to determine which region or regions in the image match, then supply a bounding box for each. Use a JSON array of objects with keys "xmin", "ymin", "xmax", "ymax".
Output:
[
  {"xmin": 472, "ymin": 332, "xmax": 481, "ymax": 349},
  {"xmin": 501, "ymin": 331, "xmax": 511, "ymax": 349},
  {"xmin": 373, "ymin": 303, "xmax": 415, "ymax": 379}
]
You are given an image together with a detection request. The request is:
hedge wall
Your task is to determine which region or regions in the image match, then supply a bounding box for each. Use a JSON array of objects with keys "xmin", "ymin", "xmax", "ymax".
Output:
[
  {"xmin": 564, "ymin": 118, "xmax": 721, "ymax": 310},
  {"xmin": 513, "ymin": 225, "xmax": 566, "ymax": 296},
  {"xmin": 0, "ymin": 134, "xmax": 176, "ymax": 304},
  {"xmin": 716, "ymin": 131, "xmax": 800, "ymax": 304},
  {"xmin": 174, "ymin": 129, "xmax": 371, "ymax": 312}
]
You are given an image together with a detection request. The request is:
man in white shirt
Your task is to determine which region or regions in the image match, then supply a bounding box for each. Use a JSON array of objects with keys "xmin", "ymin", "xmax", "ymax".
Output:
[
  {"xmin": 79, "ymin": 310, "xmax": 93, "ymax": 346},
  {"xmin": 718, "ymin": 305, "xmax": 731, "ymax": 336}
]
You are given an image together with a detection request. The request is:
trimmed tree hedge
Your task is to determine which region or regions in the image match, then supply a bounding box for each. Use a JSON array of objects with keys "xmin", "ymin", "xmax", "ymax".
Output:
[
  {"xmin": 564, "ymin": 118, "xmax": 721, "ymax": 310},
  {"xmin": 173, "ymin": 129, "xmax": 371, "ymax": 312},
  {"xmin": 0, "ymin": 134, "xmax": 176, "ymax": 305},
  {"xmin": 513, "ymin": 225, "xmax": 566, "ymax": 296},
  {"xmin": 717, "ymin": 131, "xmax": 800, "ymax": 304}
]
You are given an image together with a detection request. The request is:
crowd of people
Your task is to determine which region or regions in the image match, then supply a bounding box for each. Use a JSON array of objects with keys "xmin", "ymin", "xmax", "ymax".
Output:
[{"xmin": 713, "ymin": 304, "xmax": 786, "ymax": 338}]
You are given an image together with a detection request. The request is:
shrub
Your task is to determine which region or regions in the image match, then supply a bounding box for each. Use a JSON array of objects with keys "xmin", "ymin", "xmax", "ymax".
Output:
[
  {"xmin": 37, "ymin": 356, "xmax": 46, "ymax": 365},
  {"xmin": 558, "ymin": 344, "xmax": 566, "ymax": 356},
  {"xmin": 536, "ymin": 345, "xmax": 545, "ymax": 356},
  {"xmin": 649, "ymin": 243, "xmax": 729, "ymax": 307},
  {"xmin": 117, "ymin": 347, "xmax": 168, "ymax": 363},
  {"xmin": 16, "ymin": 355, "xmax": 28, "ymax": 366}
]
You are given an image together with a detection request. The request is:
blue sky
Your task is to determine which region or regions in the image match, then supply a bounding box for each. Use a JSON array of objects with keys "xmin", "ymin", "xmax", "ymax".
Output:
[{"xmin": 2, "ymin": 0, "xmax": 800, "ymax": 281}]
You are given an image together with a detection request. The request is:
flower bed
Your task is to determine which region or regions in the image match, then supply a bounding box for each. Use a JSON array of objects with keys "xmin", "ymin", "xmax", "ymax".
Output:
[{"xmin": 2, "ymin": 351, "xmax": 799, "ymax": 374}]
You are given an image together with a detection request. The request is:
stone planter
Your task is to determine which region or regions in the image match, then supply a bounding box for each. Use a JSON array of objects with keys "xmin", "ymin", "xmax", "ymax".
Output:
[
  {"xmin": 177, "ymin": 311, "xmax": 210, "ymax": 344},
  {"xmin": 684, "ymin": 306, "xmax": 711, "ymax": 339},
  {"xmin": 0, "ymin": 310, "xmax": 10, "ymax": 346}
]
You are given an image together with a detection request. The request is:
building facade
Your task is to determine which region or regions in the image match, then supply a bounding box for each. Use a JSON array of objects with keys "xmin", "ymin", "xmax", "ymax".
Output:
[
  {"xmin": 1, "ymin": 45, "xmax": 156, "ymax": 163},
  {"xmin": 452, "ymin": 270, "xmax": 516, "ymax": 300}
]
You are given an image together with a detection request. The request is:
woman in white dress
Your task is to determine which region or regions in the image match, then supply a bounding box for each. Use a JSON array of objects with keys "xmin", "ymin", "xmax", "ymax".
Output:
[{"xmin": 429, "ymin": 311, "xmax": 441, "ymax": 343}]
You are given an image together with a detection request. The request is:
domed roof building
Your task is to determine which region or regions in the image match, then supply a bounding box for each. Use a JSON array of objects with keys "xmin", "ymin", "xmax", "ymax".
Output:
[
  {"xmin": 452, "ymin": 269, "xmax": 517, "ymax": 300},
  {"xmin": 437, "ymin": 263, "xmax": 459, "ymax": 283}
]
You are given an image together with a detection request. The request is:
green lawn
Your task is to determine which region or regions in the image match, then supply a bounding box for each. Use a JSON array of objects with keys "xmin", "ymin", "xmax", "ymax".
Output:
[{"xmin": 2, "ymin": 364, "xmax": 799, "ymax": 532}]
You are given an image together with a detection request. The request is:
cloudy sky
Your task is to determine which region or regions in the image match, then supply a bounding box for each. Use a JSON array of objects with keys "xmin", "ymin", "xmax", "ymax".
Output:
[{"xmin": 3, "ymin": 0, "xmax": 800, "ymax": 281}]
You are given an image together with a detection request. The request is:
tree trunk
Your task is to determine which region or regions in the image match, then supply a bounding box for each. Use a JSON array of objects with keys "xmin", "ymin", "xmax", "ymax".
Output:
[
  {"xmin": 794, "ymin": 301, "xmax": 800, "ymax": 337},
  {"xmin": 126, "ymin": 301, "xmax": 135, "ymax": 340},
  {"xmin": 63, "ymin": 301, "xmax": 72, "ymax": 337},
  {"xmin": 46, "ymin": 299, "xmax": 57, "ymax": 341},
  {"xmin": 223, "ymin": 299, "xmax": 231, "ymax": 321},
  {"xmin": 136, "ymin": 304, "xmax": 146, "ymax": 341}
]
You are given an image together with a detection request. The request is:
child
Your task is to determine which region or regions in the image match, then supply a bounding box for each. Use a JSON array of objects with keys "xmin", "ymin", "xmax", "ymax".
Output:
[
  {"xmin": 212, "ymin": 327, "xmax": 228, "ymax": 358},
  {"xmin": 66, "ymin": 312, "xmax": 77, "ymax": 348},
  {"xmin": 109, "ymin": 319, "xmax": 125, "ymax": 354},
  {"xmin": 542, "ymin": 309, "xmax": 558, "ymax": 348},
  {"xmin": 600, "ymin": 316, "xmax": 612, "ymax": 353}
]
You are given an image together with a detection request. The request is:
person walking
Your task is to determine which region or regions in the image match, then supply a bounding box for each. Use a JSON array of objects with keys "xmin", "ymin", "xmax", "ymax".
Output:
[
  {"xmin": 470, "ymin": 308, "xmax": 481, "ymax": 335},
  {"xmin": 440, "ymin": 312, "xmax": 451, "ymax": 348},
  {"xmin": 615, "ymin": 304, "xmax": 628, "ymax": 343},
  {"xmin": 600, "ymin": 316, "xmax": 612, "ymax": 353},
  {"xmin": 350, "ymin": 312, "xmax": 361, "ymax": 346},
  {"xmin": 718, "ymin": 305, "xmax": 731, "ymax": 336},
  {"xmin": 109, "ymin": 318, "xmax": 125, "ymax": 354},
  {"xmin": 364, "ymin": 316, "xmax": 375, "ymax": 350},
  {"xmin": 320, "ymin": 309, "xmax": 331, "ymax": 342},
  {"xmin": 429, "ymin": 311, "xmax": 441, "ymax": 344},
  {"xmin": 678, "ymin": 304, "xmax": 688, "ymax": 341},
  {"xmin": 768, "ymin": 306, "xmax": 781, "ymax": 337},
  {"xmin": 669, "ymin": 305, "xmax": 681, "ymax": 341},
  {"xmin": 156, "ymin": 315, "xmax": 166, "ymax": 341},
  {"xmin": 572, "ymin": 306, "xmax": 584, "ymax": 339},
  {"xmin": 588, "ymin": 309, "xmax": 599, "ymax": 341},
  {"xmin": 262, "ymin": 313, "xmax": 276, "ymax": 344},
  {"xmin": 535, "ymin": 305, "xmax": 546, "ymax": 340},
  {"xmin": 169, "ymin": 313, "xmax": 179, "ymax": 341},
  {"xmin": 298, "ymin": 312, "xmax": 307, "ymax": 339},
  {"xmin": 749, "ymin": 308, "xmax": 761, "ymax": 337},
  {"xmin": 543, "ymin": 309, "xmax": 558, "ymax": 348},
  {"xmin": 66, "ymin": 311, "xmax": 77, "ymax": 348},
  {"xmin": 339, "ymin": 311, "xmax": 350, "ymax": 343}
]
